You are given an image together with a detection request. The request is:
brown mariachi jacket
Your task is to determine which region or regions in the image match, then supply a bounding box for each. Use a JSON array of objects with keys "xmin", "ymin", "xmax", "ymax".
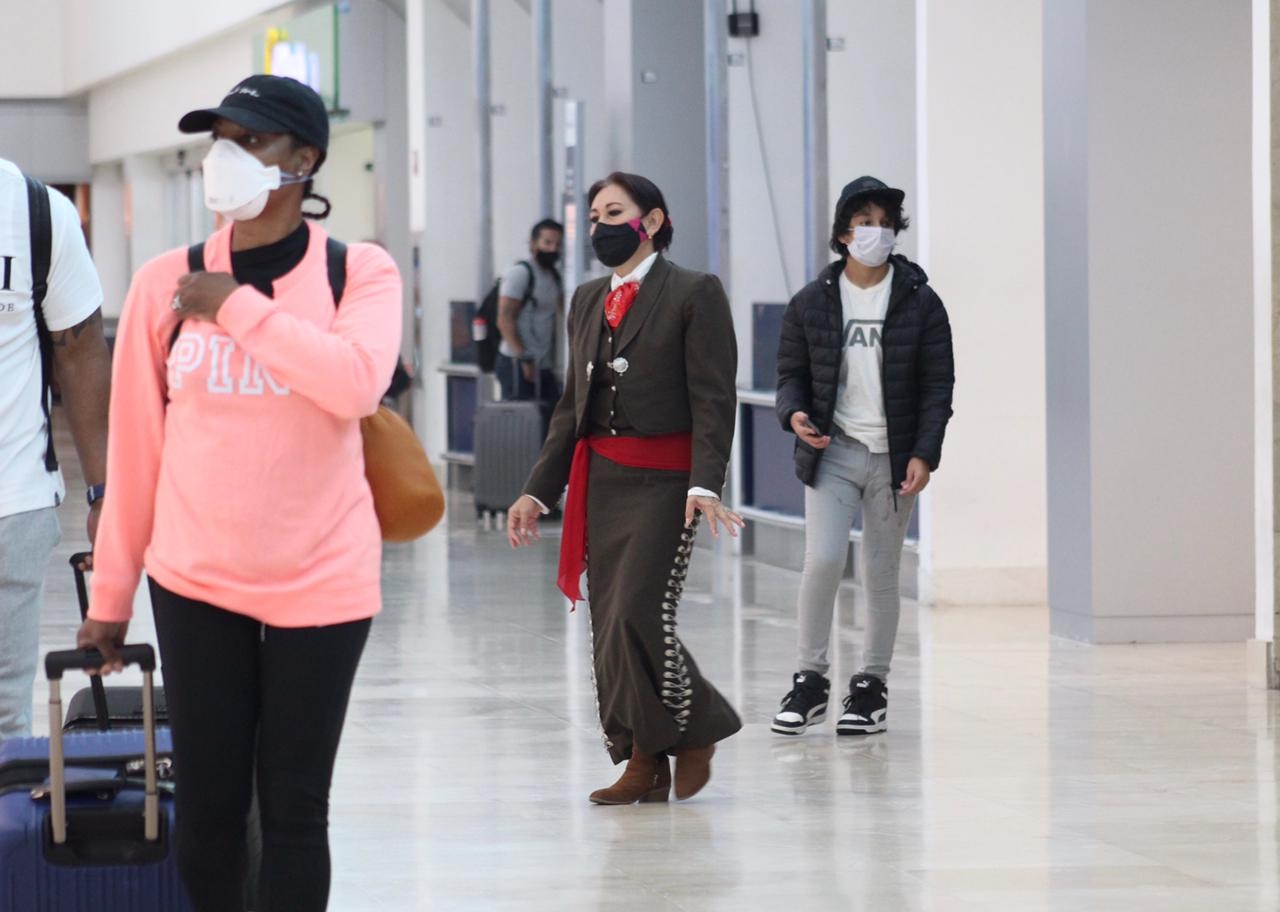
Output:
[{"xmin": 522, "ymin": 255, "xmax": 737, "ymax": 508}]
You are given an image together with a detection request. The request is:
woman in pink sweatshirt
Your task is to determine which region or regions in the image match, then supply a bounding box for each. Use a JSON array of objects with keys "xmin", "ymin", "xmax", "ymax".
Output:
[{"xmin": 77, "ymin": 76, "xmax": 402, "ymax": 912}]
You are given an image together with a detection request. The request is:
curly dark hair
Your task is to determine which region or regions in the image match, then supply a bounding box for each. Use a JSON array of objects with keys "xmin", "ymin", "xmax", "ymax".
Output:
[
  {"xmin": 829, "ymin": 192, "xmax": 910, "ymax": 257},
  {"xmin": 289, "ymin": 135, "xmax": 331, "ymax": 221}
]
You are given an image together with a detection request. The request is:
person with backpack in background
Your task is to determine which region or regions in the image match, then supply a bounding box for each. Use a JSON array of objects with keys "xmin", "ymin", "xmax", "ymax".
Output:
[
  {"xmin": 76, "ymin": 75, "xmax": 402, "ymax": 911},
  {"xmin": 0, "ymin": 159, "xmax": 110, "ymax": 743},
  {"xmin": 493, "ymin": 218, "xmax": 563, "ymax": 403}
]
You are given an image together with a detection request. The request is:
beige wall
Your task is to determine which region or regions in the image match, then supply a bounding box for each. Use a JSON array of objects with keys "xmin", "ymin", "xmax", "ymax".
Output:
[
  {"xmin": 826, "ymin": 1, "xmax": 917, "ymax": 263},
  {"xmin": 63, "ymin": 0, "xmax": 286, "ymax": 93},
  {"xmin": 4, "ymin": 2, "xmax": 67, "ymax": 96},
  {"xmin": 322, "ymin": 126, "xmax": 378, "ymax": 247},
  {"xmin": 0, "ymin": 0, "xmax": 291, "ymax": 99},
  {"xmin": 87, "ymin": 22, "xmax": 267, "ymax": 164}
]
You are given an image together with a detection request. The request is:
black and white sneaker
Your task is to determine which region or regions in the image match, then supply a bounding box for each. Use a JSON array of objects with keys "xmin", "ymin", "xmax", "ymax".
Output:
[
  {"xmin": 836, "ymin": 674, "xmax": 887, "ymax": 735},
  {"xmin": 771, "ymin": 672, "xmax": 830, "ymax": 736}
]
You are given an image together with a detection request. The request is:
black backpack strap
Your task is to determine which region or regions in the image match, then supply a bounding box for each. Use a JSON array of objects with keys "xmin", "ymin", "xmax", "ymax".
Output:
[
  {"xmin": 326, "ymin": 238, "xmax": 347, "ymax": 306},
  {"xmin": 519, "ymin": 260, "xmax": 536, "ymax": 308},
  {"xmin": 26, "ymin": 175, "xmax": 56, "ymax": 472},
  {"xmin": 169, "ymin": 243, "xmax": 206, "ymax": 354},
  {"xmin": 167, "ymin": 238, "xmax": 347, "ymax": 395}
]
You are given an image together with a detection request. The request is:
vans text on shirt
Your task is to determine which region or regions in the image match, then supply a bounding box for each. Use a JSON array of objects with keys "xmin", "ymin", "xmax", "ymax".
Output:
[{"xmin": 832, "ymin": 264, "xmax": 892, "ymax": 453}]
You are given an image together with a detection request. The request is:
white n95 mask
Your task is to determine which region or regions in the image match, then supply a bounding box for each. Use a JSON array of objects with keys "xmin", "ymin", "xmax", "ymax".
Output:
[
  {"xmin": 849, "ymin": 226, "xmax": 896, "ymax": 268},
  {"xmin": 201, "ymin": 139, "xmax": 307, "ymax": 222}
]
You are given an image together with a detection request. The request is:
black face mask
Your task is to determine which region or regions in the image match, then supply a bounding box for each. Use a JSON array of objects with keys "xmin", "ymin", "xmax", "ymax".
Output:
[
  {"xmin": 534, "ymin": 250, "xmax": 560, "ymax": 269},
  {"xmin": 591, "ymin": 218, "xmax": 648, "ymax": 268}
]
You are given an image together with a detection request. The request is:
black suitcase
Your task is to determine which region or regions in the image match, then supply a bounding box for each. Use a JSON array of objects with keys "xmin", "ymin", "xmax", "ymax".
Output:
[
  {"xmin": 473, "ymin": 365, "xmax": 551, "ymax": 520},
  {"xmin": 64, "ymin": 554, "xmax": 170, "ymax": 733}
]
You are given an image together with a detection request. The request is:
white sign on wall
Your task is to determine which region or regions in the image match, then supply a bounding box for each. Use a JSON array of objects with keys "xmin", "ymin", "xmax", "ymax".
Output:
[{"xmin": 269, "ymin": 41, "xmax": 322, "ymax": 93}]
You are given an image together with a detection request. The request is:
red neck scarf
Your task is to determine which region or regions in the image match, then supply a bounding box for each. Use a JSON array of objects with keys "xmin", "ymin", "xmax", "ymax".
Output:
[{"xmin": 604, "ymin": 282, "xmax": 640, "ymax": 329}]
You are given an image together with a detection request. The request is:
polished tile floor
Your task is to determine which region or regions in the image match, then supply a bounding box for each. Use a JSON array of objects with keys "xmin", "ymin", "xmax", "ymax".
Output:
[{"xmin": 32, "ymin": 444, "xmax": 1280, "ymax": 911}]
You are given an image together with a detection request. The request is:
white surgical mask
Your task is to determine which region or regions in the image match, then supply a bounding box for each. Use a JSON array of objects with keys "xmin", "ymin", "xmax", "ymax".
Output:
[
  {"xmin": 849, "ymin": 226, "xmax": 896, "ymax": 267},
  {"xmin": 201, "ymin": 138, "xmax": 307, "ymax": 222}
]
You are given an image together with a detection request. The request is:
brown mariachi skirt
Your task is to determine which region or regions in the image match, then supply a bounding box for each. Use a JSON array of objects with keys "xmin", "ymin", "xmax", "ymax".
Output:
[{"xmin": 584, "ymin": 451, "xmax": 742, "ymax": 764}]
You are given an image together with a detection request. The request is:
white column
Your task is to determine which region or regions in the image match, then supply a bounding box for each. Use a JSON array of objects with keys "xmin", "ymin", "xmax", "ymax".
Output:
[
  {"xmin": 533, "ymin": 0, "xmax": 554, "ymax": 219},
  {"xmin": 491, "ymin": 0, "xmax": 537, "ymax": 268},
  {"xmin": 550, "ymin": 0, "xmax": 607, "ymax": 199},
  {"xmin": 602, "ymin": 0, "xmax": 711, "ymax": 272},
  {"xmin": 727, "ymin": 1, "xmax": 807, "ymax": 388},
  {"xmin": 801, "ymin": 0, "xmax": 827, "ymax": 280},
  {"xmin": 410, "ymin": 0, "xmax": 480, "ymax": 459},
  {"xmin": 121, "ymin": 155, "xmax": 169, "ymax": 278},
  {"xmin": 1252, "ymin": 0, "xmax": 1277, "ymax": 684},
  {"xmin": 473, "ymin": 0, "xmax": 494, "ymax": 303},
  {"xmin": 1045, "ymin": 0, "xmax": 1255, "ymax": 643},
  {"xmin": 90, "ymin": 163, "xmax": 129, "ymax": 321},
  {"xmin": 917, "ymin": 0, "xmax": 1047, "ymax": 608}
]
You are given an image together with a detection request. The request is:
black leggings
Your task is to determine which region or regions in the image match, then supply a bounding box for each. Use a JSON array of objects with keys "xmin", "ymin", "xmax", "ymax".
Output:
[{"xmin": 150, "ymin": 581, "xmax": 371, "ymax": 912}]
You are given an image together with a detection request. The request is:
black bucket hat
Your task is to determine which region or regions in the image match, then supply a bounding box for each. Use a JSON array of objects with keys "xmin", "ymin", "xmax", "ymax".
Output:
[
  {"xmin": 835, "ymin": 176, "xmax": 905, "ymax": 215},
  {"xmin": 178, "ymin": 75, "xmax": 329, "ymax": 165}
]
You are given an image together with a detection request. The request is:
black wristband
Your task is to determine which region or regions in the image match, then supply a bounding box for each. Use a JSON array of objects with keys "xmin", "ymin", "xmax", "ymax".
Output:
[{"xmin": 86, "ymin": 484, "xmax": 105, "ymax": 507}]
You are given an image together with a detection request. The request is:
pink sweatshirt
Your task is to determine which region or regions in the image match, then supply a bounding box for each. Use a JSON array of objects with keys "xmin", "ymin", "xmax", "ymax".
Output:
[{"xmin": 89, "ymin": 224, "xmax": 403, "ymax": 627}]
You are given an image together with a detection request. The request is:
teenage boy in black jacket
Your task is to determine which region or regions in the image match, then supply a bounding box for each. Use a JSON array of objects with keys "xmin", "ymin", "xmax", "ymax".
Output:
[{"xmin": 771, "ymin": 176, "xmax": 954, "ymax": 738}]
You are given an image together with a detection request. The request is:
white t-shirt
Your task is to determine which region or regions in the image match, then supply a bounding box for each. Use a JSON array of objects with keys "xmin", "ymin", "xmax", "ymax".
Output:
[
  {"xmin": 0, "ymin": 159, "xmax": 103, "ymax": 518},
  {"xmin": 832, "ymin": 265, "xmax": 892, "ymax": 453}
]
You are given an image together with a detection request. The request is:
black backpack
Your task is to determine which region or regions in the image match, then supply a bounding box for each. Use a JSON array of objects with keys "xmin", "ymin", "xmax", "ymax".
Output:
[
  {"xmin": 475, "ymin": 260, "xmax": 552, "ymax": 373},
  {"xmin": 25, "ymin": 174, "xmax": 57, "ymax": 472}
]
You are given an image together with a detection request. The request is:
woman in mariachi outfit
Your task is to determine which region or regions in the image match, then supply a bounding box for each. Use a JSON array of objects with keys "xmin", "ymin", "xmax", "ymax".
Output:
[{"xmin": 507, "ymin": 172, "xmax": 743, "ymax": 804}]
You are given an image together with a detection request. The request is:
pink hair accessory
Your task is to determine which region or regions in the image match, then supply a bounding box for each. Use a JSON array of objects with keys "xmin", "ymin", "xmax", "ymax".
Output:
[{"xmin": 626, "ymin": 217, "xmax": 650, "ymax": 242}]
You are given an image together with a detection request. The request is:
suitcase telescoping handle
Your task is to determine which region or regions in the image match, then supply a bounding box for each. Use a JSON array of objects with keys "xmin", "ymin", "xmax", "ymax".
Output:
[
  {"xmin": 67, "ymin": 554, "xmax": 111, "ymax": 731},
  {"xmin": 505, "ymin": 356, "xmax": 544, "ymax": 400},
  {"xmin": 44, "ymin": 645, "xmax": 160, "ymax": 846}
]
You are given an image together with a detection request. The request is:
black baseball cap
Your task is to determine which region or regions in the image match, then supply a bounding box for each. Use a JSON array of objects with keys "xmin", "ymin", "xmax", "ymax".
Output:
[
  {"xmin": 178, "ymin": 75, "xmax": 330, "ymax": 162},
  {"xmin": 835, "ymin": 176, "xmax": 905, "ymax": 215}
]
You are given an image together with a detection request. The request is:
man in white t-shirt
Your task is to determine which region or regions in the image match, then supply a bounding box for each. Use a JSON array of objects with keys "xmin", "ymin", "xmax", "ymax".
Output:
[{"xmin": 0, "ymin": 158, "xmax": 110, "ymax": 741}]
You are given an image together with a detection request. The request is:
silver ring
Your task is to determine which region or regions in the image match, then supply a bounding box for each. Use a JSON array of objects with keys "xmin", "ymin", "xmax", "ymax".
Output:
[{"xmin": 171, "ymin": 295, "xmax": 182, "ymax": 312}]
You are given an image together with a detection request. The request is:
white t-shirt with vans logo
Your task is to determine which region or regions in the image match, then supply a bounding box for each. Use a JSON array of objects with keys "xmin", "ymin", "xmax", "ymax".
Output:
[
  {"xmin": 832, "ymin": 265, "xmax": 892, "ymax": 453},
  {"xmin": 0, "ymin": 159, "xmax": 103, "ymax": 518}
]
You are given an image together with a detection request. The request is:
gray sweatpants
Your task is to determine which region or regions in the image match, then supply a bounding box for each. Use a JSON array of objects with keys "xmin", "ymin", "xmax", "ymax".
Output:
[
  {"xmin": 0, "ymin": 507, "xmax": 60, "ymax": 741},
  {"xmin": 795, "ymin": 435, "xmax": 914, "ymax": 680}
]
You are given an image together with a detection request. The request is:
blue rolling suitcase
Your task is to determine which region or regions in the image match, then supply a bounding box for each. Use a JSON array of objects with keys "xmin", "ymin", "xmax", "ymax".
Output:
[{"xmin": 0, "ymin": 645, "xmax": 191, "ymax": 911}]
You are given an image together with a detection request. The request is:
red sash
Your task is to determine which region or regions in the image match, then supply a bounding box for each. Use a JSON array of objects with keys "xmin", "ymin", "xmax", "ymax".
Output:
[{"xmin": 558, "ymin": 432, "xmax": 693, "ymax": 607}]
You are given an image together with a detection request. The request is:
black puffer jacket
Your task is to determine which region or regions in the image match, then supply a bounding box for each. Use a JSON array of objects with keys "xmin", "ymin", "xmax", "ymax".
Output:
[{"xmin": 775, "ymin": 255, "xmax": 954, "ymax": 489}]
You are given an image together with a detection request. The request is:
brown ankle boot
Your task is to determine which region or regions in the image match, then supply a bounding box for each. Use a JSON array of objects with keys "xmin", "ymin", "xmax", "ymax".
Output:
[
  {"xmin": 673, "ymin": 744, "xmax": 715, "ymax": 800},
  {"xmin": 589, "ymin": 749, "xmax": 671, "ymax": 805}
]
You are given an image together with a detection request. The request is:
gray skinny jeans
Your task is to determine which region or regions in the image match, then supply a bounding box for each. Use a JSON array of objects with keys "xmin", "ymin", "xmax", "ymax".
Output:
[
  {"xmin": 0, "ymin": 507, "xmax": 61, "ymax": 741},
  {"xmin": 795, "ymin": 434, "xmax": 914, "ymax": 680}
]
